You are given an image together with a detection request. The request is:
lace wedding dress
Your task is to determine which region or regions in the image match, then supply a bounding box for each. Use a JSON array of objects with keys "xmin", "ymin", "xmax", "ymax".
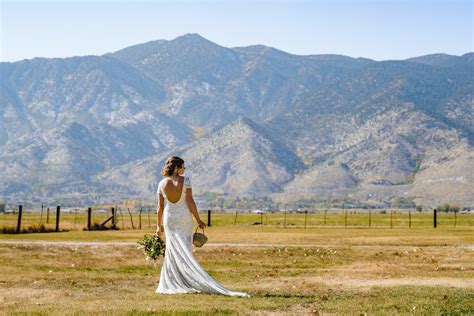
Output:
[{"xmin": 156, "ymin": 176, "xmax": 250, "ymax": 298}]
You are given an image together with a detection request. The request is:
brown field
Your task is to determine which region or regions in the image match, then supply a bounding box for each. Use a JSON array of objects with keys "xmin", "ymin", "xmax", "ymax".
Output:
[{"xmin": 0, "ymin": 212, "xmax": 473, "ymax": 315}]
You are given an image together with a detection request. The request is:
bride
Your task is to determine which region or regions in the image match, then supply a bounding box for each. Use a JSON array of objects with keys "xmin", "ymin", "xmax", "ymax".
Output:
[{"xmin": 155, "ymin": 156, "xmax": 250, "ymax": 297}]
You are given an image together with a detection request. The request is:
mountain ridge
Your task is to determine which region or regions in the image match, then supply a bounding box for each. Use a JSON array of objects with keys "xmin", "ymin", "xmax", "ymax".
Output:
[{"xmin": 1, "ymin": 33, "xmax": 472, "ymax": 207}]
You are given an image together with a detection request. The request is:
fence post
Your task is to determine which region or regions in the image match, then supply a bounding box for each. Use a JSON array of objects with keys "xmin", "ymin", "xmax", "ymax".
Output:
[
  {"xmin": 304, "ymin": 210, "xmax": 308, "ymax": 228},
  {"xmin": 344, "ymin": 209, "xmax": 348, "ymax": 228},
  {"xmin": 139, "ymin": 207, "xmax": 142, "ymax": 229},
  {"xmin": 283, "ymin": 210, "xmax": 287, "ymax": 228},
  {"xmin": 233, "ymin": 210, "xmax": 238, "ymax": 225},
  {"xmin": 16, "ymin": 205, "xmax": 23, "ymax": 233},
  {"xmin": 148, "ymin": 208, "xmax": 151, "ymax": 228},
  {"xmin": 207, "ymin": 210, "xmax": 211, "ymax": 227},
  {"xmin": 40, "ymin": 203, "xmax": 44, "ymax": 223},
  {"xmin": 87, "ymin": 207, "xmax": 92, "ymax": 230},
  {"xmin": 369, "ymin": 209, "xmax": 371, "ymax": 228},
  {"xmin": 55, "ymin": 205, "xmax": 60, "ymax": 232},
  {"xmin": 112, "ymin": 207, "xmax": 116, "ymax": 229},
  {"xmin": 324, "ymin": 210, "xmax": 327, "ymax": 226},
  {"xmin": 73, "ymin": 209, "xmax": 77, "ymax": 230},
  {"xmin": 454, "ymin": 210, "xmax": 457, "ymax": 228},
  {"xmin": 409, "ymin": 210, "xmax": 411, "ymax": 228},
  {"xmin": 114, "ymin": 204, "xmax": 118, "ymax": 228},
  {"xmin": 260, "ymin": 212, "xmax": 263, "ymax": 226},
  {"xmin": 390, "ymin": 210, "xmax": 393, "ymax": 229},
  {"xmin": 433, "ymin": 209, "xmax": 437, "ymax": 228},
  {"xmin": 126, "ymin": 208, "xmax": 134, "ymax": 229},
  {"xmin": 46, "ymin": 207, "xmax": 50, "ymax": 224},
  {"xmin": 119, "ymin": 207, "xmax": 124, "ymax": 229}
]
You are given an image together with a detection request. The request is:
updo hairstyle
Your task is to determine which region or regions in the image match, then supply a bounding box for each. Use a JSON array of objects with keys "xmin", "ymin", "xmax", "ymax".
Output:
[{"xmin": 161, "ymin": 156, "xmax": 185, "ymax": 177}]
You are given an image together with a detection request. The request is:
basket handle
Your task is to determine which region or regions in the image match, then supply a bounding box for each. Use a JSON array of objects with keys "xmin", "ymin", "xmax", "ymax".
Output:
[{"xmin": 195, "ymin": 226, "xmax": 205, "ymax": 234}]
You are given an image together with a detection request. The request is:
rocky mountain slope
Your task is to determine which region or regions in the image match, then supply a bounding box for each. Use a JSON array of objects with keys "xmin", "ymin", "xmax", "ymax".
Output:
[{"xmin": 0, "ymin": 34, "xmax": 472, "ymax": 207}]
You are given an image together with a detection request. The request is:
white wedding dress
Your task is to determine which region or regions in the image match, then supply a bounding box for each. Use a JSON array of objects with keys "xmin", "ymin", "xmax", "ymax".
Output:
[{"xmin": 156, "ymin": 176, "xmax": 250, "ymax": 298}]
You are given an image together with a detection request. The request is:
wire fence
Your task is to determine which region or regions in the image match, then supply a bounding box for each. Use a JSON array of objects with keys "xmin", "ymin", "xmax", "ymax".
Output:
[{"xmin": 1, "ymin": 206, "xmax": 473, "ymax": 233}]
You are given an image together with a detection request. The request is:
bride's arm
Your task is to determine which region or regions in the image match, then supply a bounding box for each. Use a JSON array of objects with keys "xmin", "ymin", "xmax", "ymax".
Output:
[
  {"xmin": 185, "ymin": 188, "xmax": 206, "ymax": 228},
  {"xmin": 156, "ymin": 193, "xmax": 165, "ymax": 236}
]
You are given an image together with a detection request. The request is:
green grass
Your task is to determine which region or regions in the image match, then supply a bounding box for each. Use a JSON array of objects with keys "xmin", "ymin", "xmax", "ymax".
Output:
[{"xmin": 1, "ymin": 210, "xmax": 472, "ymax": 235}]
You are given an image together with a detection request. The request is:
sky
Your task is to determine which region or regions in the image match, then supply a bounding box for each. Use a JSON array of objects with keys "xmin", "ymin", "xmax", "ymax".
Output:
[{"xmin": 1, "ymin": 0, "xmax": 472, "ymax": 62}]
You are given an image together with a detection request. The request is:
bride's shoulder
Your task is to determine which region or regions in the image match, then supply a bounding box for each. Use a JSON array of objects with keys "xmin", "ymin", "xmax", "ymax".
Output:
[
  {"xmin": 159, "ymin": 178, "xmax": 170, "ymax": 187},
  {"xmin": 184, "ymin": 175, "xmax": 192, "ymax": 187}
]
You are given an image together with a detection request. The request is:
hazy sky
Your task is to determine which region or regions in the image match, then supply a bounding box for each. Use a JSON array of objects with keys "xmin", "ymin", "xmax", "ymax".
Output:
[{"xmin": 1, "ymin": 0, "xmax": 472, "ymax": 62}]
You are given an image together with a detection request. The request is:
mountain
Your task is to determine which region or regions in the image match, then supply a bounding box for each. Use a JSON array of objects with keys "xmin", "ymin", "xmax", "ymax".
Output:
[
  {"xmin": 0, "ymin": 55, "xmax": 193, "ymax": 197},
  {"xmin": 0, "ymin": 34, "xmax": 472, "ymax": 207},
  {"xmin": 94, "ymin": 117, "xmax": 304, "ymax": 196},
  {"xmin": 280, "ymin": 103, "xmax": 473, "ymax": 204},
  {"xmin": 109, "ymin": 34, "xmax": 373, "ymax": 129},
  {"xmin": 406, "ymin": 52, "xmax": 474, "ymax": 67}
]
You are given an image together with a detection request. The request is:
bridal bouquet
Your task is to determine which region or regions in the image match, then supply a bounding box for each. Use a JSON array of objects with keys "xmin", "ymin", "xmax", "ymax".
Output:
[{"xmin": 137, "ymin": 234, "xmax": 166, "ymax": 261}]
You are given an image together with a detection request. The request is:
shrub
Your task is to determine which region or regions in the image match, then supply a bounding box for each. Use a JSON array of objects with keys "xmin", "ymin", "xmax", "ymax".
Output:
[
  {"xmin": 1, "ymin": 223, "xmax": 68, "ymax": 234},
  {"xmin": 437, "ymin": 204, "xmax": 460, "ymax": 213},
  {"xmin": 84, "ymin": 221, "xmax": 120, "ymax": 231}
]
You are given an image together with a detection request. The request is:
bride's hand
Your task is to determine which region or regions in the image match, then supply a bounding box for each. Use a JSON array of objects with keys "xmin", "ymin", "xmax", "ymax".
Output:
[
  {"xmin": 156, "ymin": 226, "xmax": 164, "ymax": 237},
  {"xmin": 197, "ymin": 219, "xmax": 207, "ymax": 229}
]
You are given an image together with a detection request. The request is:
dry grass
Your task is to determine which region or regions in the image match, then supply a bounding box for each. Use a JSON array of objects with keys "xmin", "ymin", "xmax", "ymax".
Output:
[
  {"xmin": 0, "ymin": 220, "xmax": 473, "ymax": 314},
  {"xmin": 1, "ymin": 210, "xmax": 472, "ymax": 233}
]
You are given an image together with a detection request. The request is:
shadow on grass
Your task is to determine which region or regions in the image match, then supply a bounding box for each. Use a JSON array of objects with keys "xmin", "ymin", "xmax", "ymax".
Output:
[
  {"xmin": 260, "ymin": 292, "xmax": 316, "ymax": 299},
  {"xmin": 128, "ymin": 309, "xmax": 236, "ymax": 315}
]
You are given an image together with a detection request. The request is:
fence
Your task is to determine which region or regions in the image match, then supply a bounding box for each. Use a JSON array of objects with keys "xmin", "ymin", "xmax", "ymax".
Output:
[
  {"xmin": 222, "ymin": 209, "xmax": 473, "ymax": 228},
  {"xmin": 1, "ymin": 205, "xmax": 473, "ymax": 233},
  {"xmin": 1, "ymin": 205, "xmax": 169, "ymax": 233}
]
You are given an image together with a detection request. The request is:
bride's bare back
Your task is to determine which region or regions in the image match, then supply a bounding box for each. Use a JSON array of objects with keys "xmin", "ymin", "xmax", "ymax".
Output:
[{"xmin": 161, "ymin": 176, "xmax": 185, "ymax": 203}]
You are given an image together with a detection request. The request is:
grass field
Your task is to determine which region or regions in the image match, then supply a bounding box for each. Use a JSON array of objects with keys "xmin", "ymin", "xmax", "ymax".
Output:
[{"xmin": 1, "ymin": 212, "xmax": 473, "ymax": 315}]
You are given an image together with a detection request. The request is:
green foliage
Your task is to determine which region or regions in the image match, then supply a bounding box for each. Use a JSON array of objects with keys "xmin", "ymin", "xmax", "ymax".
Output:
[
  {"xmin": 25, "ymin": 223, "xmax": 48, "ymax": 233},
  {"xmin": 197, "ymin": 193, "xmax": 274, "ymax": 210},
  {"xmin": 397, "ymin": 156, "xmax": 424, "ymax": 185},
  {"xmin": 137, "ymin": 234, "xmax": 166, "ymax": 261},
  {"xmin": 83, "ymin": 220, "xmax": 120, "ymax": 231},
  {"xmin": 1, "ymin": 226, "xmax": 16, "ymax": 234},
  {"xmin": 437, "ymin": 204, "xmax": 461, "ymax": 213},
  {"xmin": 289, "ymin": 198, "xmax": 330, "ymax": 209},
  {"xmin": 413, "ymin": 156, "xmax": 423, "ymax": 173},
  {"xmin": 194, "ymin": 192, "xmax": 398, "ymax": 211},
  {"xmin": 404, "ymin": 173, "xmax": 415, "ymax": 184},
  {"xmin": 390, "ymin": 196, "xmax": 416, "ymax": 208},
  {"xmin": 1, "ymin": 223, "xmax": 67, "ymax": 234}
]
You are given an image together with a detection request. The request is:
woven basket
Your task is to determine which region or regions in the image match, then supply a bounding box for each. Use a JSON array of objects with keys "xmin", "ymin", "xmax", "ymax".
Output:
[{"xmin": 193, "ymin": 227, "xmax": 208, "ymax": 247}]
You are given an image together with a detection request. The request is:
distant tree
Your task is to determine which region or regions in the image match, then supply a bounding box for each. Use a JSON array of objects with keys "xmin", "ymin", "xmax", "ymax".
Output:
[
  {"xmin": 439, "ymin": 204, "xmax": 450, "ymax": 213},
  {"xmin": 223, "ymin": 198, "xmax": 235, "ymax": 209},
  {"xmin": 390, "ymin": 196, "xmax": 416, "ymax": 208},
  {"xmin": 416, "ymin": 205, "xmax": 423, "ymax": 212},
  {"xmin": 449, "ymin": 205, "xmax": 460, "ymax": 213},
  {"xmin": 436, "ymin": 204, "xmax": 460, "ymax": 213},
  {"xmin": 213, "ymin": 197, "xmax": 224, "ymax": 208}
]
